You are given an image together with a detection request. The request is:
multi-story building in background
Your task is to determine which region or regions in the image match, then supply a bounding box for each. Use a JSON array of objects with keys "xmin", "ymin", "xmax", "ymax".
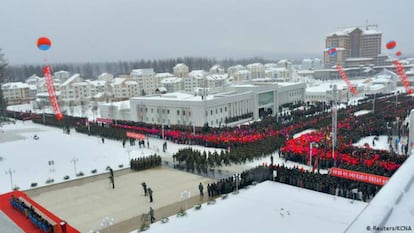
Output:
[
  {"xmin": 1, "ymin": 82, "xmax": 31, "ymax": 105},
  {"xmin": 324, "ymin": 26, "xmax": 383, "ymax": 68}
]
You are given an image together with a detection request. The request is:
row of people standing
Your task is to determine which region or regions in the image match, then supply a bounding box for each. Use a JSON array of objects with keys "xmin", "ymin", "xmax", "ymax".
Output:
[{"xmin": 130, "ymin": 155, "xmax": 162, "ymax": 171}]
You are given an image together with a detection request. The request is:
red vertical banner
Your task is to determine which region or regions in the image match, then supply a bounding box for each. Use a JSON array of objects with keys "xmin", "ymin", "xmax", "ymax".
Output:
[
  {"xmin": 393, "ymin": 59, "xmax": 414, "ymax": 94},
  {"xmin": 336, "ymin": 65, "xmax": 357, "ymax": 94},
  {"xmin": 43, "ymin": 65, "xmax": 63, "ymax": 120}
]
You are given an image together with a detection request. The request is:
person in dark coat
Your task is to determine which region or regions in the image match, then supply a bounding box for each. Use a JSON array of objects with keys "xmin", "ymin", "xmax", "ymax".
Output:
[
  {"xmin": 101, "ymin": 137, "xmax": 105, "ymax": 143},
  {"xmin": 147, "ymin": 187, "xmax": 153, "ymax": 202},
  {"xmin": 141, "ymin": 182, "xmax": 148, "ymax": 196},
  {"xmin": 198, "ymin": 182, "xmax": 204, "ymax": 196},
  {"xmin": 109, "ymin": 176, "xmax": 115, "ymax": 189},
  {"xmin": 149, "ymin": 207, "xmax": 155, "ymax": 223}
]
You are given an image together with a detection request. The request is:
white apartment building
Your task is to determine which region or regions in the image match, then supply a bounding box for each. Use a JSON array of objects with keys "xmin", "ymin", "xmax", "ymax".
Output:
[
  {"xmin": 25, "ymin": 75, "xmax": 43, "ymax": 86},
  {"xmin": 302, "ymin": 58, "xmax": 323, "ymax": 70},
  {"xmin": 247, "ymin": 63, "xmax": 265, "ymax": 79},
  {"xmin": 206, "ymin": 74, "xmax": 230, "ymax": 89},
  {"xmin": 209, "ymin": 64, "xmax": 225, "ymax": 74},
  {"xmin": 265, "ymin": 68, "xmax": 290, "ymax": 79},
  {"xmin": 227, "ymin": 65, "xmax": 246, "ymax": 77},
  {"xmin": 1, "ymin": 82, "xmax": 31, "ymax": 105},
  {"xmin": 59, "ymin": 74, "xmax": 90, "ymax": 103},
  {"xmin": 173, "ymin": 63, "xmax": 189, "ymax": 78},
  {"xmin": 98, "ymin": 73, "xmax": 114, "ymax": 83},
  {"xmin": 161, "ymin": 77, "xmax": 184, "ymax": 93},
  {"xmin": 231, "ymin": 70, "xmax": 251, "ymax": 83},
  {"xmin": 112, "ymin": 78, "xmax": 139, "ymax": 100},
  {"xmin": 86, "ymin": 80, "xmax": 108, "ymax": 98},
  {"xmin": 54, "ymin": 70, "xmax": 70, "ymax": 83},
  {"xmin": 185, "ymin": 70, "xmax": 207, "ymax": 92},
  {"xmin": 130, "ymin": 69, "xmax": 159, "ymax": 95}
]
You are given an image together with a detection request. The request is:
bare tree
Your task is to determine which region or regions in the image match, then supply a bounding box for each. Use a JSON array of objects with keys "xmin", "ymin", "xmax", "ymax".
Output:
[{"xmin": 0, "ymin": 49, "xmax": 8, "ymax": 118}]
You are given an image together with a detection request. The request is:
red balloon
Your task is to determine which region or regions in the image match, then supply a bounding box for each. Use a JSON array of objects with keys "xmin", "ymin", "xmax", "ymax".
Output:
[
  {"xmin": 386, "ymin": 40, "xmax": 397, "ymax": 50},
  {"xmin": 395, "ymin": 51, "xmax": 402, "ymax": 57},
  {"xmin": 37, "ymin": 37, "xmax": 52, "ymax": 51}
]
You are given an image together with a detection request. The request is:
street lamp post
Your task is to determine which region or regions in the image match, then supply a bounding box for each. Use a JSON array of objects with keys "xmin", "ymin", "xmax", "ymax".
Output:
[
  {"xmin": 309, "ymin": 142, "xmax": 318, "ymax": 167},
  {"xmin": 5, "ymin": 168, "xmax": 15, "ymax": 190},
  {"xmin": 71, "ymin": 157, "xmax": 79, "ymax": 176}
]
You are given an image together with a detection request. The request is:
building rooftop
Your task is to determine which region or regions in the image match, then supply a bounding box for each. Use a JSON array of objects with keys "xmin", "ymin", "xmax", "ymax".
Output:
[
  {"xmin": 327, "ymin": 27, "xmax": 381, "ymax": 37},
  {"xmin": 1, "ymin": 82, "xmax": 30, "ymax": 89}
]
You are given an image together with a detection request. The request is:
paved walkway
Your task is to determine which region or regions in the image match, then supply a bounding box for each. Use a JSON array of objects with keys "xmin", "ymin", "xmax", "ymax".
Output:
[{"xmin": 27, "ymin": 167, "xmax": 215, "ymax": 233}]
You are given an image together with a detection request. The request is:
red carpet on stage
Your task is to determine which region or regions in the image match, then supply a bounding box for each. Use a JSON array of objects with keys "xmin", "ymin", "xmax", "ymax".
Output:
[{"xmin": 0, "ymin": 191, "xmax": 79, "ymax": 233}]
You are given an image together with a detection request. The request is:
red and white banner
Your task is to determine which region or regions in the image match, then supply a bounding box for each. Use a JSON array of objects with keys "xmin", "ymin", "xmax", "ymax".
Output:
[
  {"xmin": 330, "ymin": 167, "xmax": 389, "ymax": 186},
  {"xmin": 336, "ymin": 65, "xmax": 357, "ymax": 95},
  {"xmin": 43, "ymin": 65, "xmax": 63, "ymax": 120},
  {"xmin": 393, "ymin": 59, "xmax": 414, "ymax": 94},
  {"xmin": 96, "ymin": 118, "xmax": 113, "ymax": 124},
  {"xmin": 126, "ymin": 132, "xmax": 146, "ymax": 140}
]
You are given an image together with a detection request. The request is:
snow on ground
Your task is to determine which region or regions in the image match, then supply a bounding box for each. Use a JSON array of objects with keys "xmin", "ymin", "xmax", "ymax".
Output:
[
  {"xmin": 293, "ymin": 129, "xmax": 316, "ymax": 139},
  {"xmin": 353, "ymin": 110, "xmax": 371, "ymax": 116},
  {"xmin": 138, "ymin": 181, "xmax": 367, "ymax": 233},
  {"xmin": 0, "ymin": 121, "xmax": 222, "ymax": 194},
  {"xmin": 353, "ymin": 135, "xmax": 390, "ymax": 151}
]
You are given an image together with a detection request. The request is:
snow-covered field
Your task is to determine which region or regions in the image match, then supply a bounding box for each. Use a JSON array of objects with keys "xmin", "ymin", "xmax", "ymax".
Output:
[
  {"xmin": 0, "ymin": 121, "xmax": 223, "ymax": 194},
  {"xmin": 138, "ymin": 181, "xmax": 367, "ymax": 233}
]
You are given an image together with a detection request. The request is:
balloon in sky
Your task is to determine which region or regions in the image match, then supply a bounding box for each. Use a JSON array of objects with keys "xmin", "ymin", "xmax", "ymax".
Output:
[
  {"xmin": 386, "ymin": 40, "xmax": 396, "ymax": 50},
  {"xmin": 327, "ymin": 47, "xmax": 337, "ymax": 56},
  {"xmin": 37, "ymin": 37, "xmax": 51, "ymax": 51},
  {"xmin": 395, "ymin": 51, "xmax": 402, "ymax": 57}
]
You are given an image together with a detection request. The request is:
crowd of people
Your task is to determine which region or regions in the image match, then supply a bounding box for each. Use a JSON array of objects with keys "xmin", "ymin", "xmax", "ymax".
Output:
[
  {"xmin": 270, "ymin": 164, "xmax": 380, "ymax": 202},
  {"xmin": 206, "ymin": 166, "xmax": 272, "ymax": 197},
  {"xmin": 130, "ymin": 154, "xmax": 162, "ymax": 171},
  {"xmin": 10, "ymin": 195, "xmax": 55, "ymax": 232}
]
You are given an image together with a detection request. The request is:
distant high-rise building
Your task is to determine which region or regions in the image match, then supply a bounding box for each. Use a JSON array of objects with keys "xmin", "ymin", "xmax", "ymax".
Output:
[{"xmin": 324, "ymin": 26, "xmax": 382, "ymax": 67}]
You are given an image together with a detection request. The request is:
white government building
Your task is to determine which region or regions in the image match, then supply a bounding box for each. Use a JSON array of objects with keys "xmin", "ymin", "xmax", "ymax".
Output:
[{"xmin": 100, "ymin": 82, "xmax": 305, "ymax": 127}]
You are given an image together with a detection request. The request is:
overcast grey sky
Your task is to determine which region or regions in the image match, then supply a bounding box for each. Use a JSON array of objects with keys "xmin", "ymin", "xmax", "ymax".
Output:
[{"xmin": 1, "ymin": 0, "xmax": 413, "ymax": 64}]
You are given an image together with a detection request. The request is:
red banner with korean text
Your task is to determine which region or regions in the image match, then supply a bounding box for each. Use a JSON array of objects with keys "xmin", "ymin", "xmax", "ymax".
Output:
[
  {"xmin": 336, "ymin": 65, "xmax": 357, "ymax": 94},
  {"xmin": 43, "ymin": 65, "xmax": 63, "ymax": 120},
  {"xmin": 126, "ymin": 132, "xmax": 146, "ymax": 140},
  {"xmin": 329, "ymin": 167, "xmax": 389, "ymax": 186},
  {"xmin": 393, "ymin": 59, "xmax": 414, "ymax": 94}
]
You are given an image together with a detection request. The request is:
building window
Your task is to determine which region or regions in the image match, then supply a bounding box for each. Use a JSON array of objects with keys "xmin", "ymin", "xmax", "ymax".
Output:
[
  {"xmin": 177, "ymin": 110, "xmax": 180, "ymax": 115},
  {"xmin": 167, "ymin": 109, "xmax": 170, "ymax": 114},
  {"xmin": 182, "ymin": 110, "xmax": 185, "ymax": 116},
  {"xmin": 225, "ymin": 107, "xmax": 227, "ymax": 112},
  {"xmin": 211, "ymin": 110, "xmax": 213, "ymax": 115},
  {"xmin": 162, "ymin": 109, "xmax": 165, "ymax": 114},
  {"xmin": 216, "ymin": 109, "xmax": 218, "ymax": 114},
  {"xmin": 220, "ymin": 108, "xmax": 222, "ymax": 113},
  {"xmin": 151, "ymin": 109, "xmax": 153, "ymax": 113}
]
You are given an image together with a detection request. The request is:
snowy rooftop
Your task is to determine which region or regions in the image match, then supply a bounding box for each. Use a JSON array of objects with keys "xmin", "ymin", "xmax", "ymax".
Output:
[
  {"xmin": 346, "ymin": 57, "xmax": 374, "ymax": 62},
  {"xmin": 1, "ymin": 82, "xmax": 30, "ymax": 89},
  {"xmin": 327, "ymin": 27, "xmax": 381, "ymax": 37},
  {"xmin": 161, "ymin": 77, "xmax": 183, "ymax": 84},
  {"xmin": 206, "ymin": 74, "xmax": 228, "ymax": 80},
  {"xmin": 113, "ymin": 77, "xmax": 126, "ymax": 85},
  {"xmin": 130, "ymin": 68, "xmax": 154, "ymax": 76},
  {"xmin": 142, "ymin": 181, "xmax": 366, "ymax": 233},
  {"xmin": 155, "ymin": 73, "xmax": 173, "ymax": 78},
  {"xmin": 61, "ymin": 74, "xmax": 81, "ymax": 87}
]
